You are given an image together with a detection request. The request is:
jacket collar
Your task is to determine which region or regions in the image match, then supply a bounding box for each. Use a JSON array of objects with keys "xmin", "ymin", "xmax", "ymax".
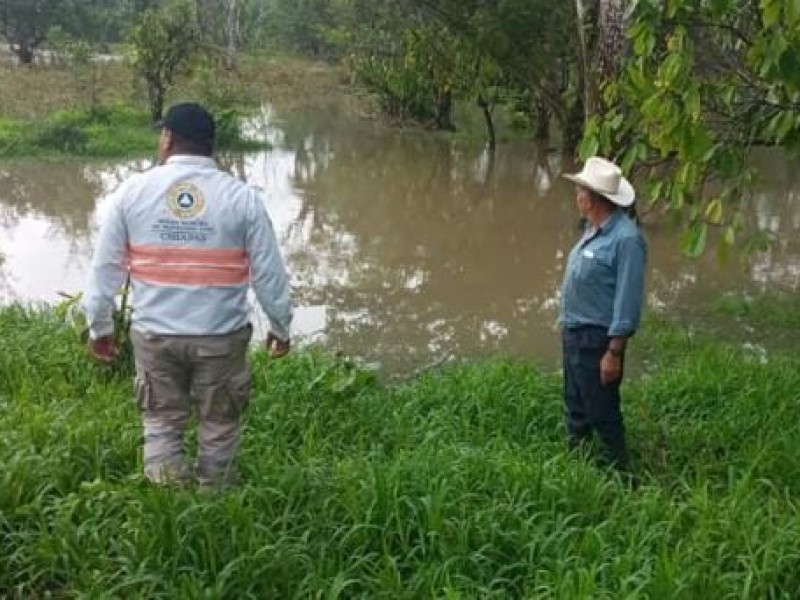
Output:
[{"xmin": 166, "ymin": 155, "xmax": 217, "ymax": 168}]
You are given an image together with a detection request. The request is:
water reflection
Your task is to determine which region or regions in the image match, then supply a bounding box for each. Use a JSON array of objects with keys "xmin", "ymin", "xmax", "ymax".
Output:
[{"xmin": 0, "ymin": 112, "xmax": 798, "ymax": 373}]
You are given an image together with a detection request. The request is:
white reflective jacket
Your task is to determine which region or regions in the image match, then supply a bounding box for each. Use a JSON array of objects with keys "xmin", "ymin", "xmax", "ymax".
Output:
[{"xmin": 83, "ymin": 155, "xmax": 293, "ymax": 341}]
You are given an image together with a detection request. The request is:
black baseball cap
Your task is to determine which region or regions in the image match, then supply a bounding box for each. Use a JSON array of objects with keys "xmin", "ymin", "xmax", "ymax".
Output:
[{"xmin": 156, "ymin": 102, "xmax": 216, "ymax": 147}]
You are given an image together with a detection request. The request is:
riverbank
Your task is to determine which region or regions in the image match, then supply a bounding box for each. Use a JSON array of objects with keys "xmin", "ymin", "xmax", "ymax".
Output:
[
  {"xmin": 0, "ymin": 55, "xmax": 353, "ymax": 158},
  {"xmin": 0, "ymin": 105, "xmax": 272, "ymax": 158},
  {"xmin": 0, "ymin": 53, "xmax": 551, "ymax": 159},
  {"xmin": 1, "ymin": 296, "xmax": 798, "ymax": 596}
]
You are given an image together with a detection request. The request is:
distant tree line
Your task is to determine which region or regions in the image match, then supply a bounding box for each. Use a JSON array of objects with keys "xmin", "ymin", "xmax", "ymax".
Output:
[{"xmin": 3, "ymin": 0, "xmax": 799, "ymax": 249}]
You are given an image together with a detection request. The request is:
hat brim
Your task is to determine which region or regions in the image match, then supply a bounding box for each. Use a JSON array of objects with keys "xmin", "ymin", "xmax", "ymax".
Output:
[{"xmin": 563, "ymin": 173, "xmax": 636, "ymax": 208}]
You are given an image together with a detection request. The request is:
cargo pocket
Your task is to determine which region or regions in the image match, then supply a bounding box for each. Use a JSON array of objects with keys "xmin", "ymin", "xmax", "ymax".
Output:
[
  {"xmin": 197, "ymin": 369, "xmax": 251, "ymax": 421},
  {"xmin": 227, "ymin": 370, "xmax": 251, "ymax": 417}
]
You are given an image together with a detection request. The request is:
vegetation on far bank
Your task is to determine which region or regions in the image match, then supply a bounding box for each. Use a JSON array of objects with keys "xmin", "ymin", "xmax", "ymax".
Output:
[
  {"xmin": 0, "ymin": 106, "xmax": 157, "ymax": 159},
  {"xmin": 0, "ymin": 54, "xmax": 351, "ymax": 159},
  {"xmin": 0, "ymin": 104, "xmax": 271, "ymax": 159},
  {"xmin": 1, "ymin": 295, "xmax": 799, "ymax": 596}
]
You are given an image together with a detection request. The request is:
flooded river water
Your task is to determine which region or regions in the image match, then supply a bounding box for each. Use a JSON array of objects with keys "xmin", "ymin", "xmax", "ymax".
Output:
[{"xmin": 1, "ymin": 108, "xmax": 798, "ymax": 373}]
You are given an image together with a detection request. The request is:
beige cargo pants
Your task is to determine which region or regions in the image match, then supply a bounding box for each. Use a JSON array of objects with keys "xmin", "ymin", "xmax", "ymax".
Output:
[{"xmin": 131, "ymin": 325, "xmax": 252, "ymax": 488}]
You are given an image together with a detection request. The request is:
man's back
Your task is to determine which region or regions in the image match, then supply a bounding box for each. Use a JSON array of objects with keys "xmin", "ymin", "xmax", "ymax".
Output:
[{"xmin": 85, "ymin": 155, "xmax": 292, "ymax": 340}]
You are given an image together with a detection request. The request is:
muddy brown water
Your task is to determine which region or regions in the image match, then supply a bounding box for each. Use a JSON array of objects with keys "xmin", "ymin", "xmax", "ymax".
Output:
[{"xmin": 1, "ymin": 108, "xmax": 798, "ymax": 374}]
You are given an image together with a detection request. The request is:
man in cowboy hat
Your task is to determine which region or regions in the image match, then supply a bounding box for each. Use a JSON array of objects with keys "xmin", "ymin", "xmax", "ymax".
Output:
[{"xmin": 559, "ymin": 156, "xmax": 647, "ymax": 473}]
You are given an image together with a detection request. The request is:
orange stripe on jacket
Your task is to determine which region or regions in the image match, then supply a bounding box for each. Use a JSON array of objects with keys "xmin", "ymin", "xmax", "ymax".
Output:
[
  {"xmin": 129, "ymin": 244, "xmax": 250, "ymax": 287},
  {"xmin": 130, "ymin": 245, "xmax": 247, "ymax": 263}
]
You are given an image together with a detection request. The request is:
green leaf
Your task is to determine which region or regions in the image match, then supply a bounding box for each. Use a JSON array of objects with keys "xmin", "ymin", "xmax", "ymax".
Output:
[
  {"xmin": 608, "ymin": 112, "xmax": 624, "ymax": 131},
  {"xmin": 710, "ymin": 0, "xmax": 734, "ymax": 15},
  {"xmin": 761, "ymin": 0, "xmax": 782, "ymax": 27},
  {"xmin": 660, "ymin": 53, "xmax": 685, "ymax": 86},
  {"xmin": 665, "ymin": 0, "xmax": 681, "ymax": 19},
  {"xmin": 632, "ymin": 26, "xmax": 656, "ymax": 56},
  {"xmin": 779, "ymin": 50, "xmax": 800, "ymax": 89},
  {"xmin": 649, "ymin": 180, "xmax": 665, "ymax": 203},
  {"xmin": 578, "ymin": 135, "xmax": 599, "ymax": 161},
  {"xmin": 705, "ymin": 198, "xmax": 724, "ymax": 225},
  {"xmin": 684, "ymin": 87, "xmax": 701, "ymax": 121},
  {"xmin": 724, "ymin": 225, "xmax": 736, "ymax": 246},
  {"xmin": 768, "ymin": 111, "xmax": 797, "ymax": 143},
  {"xmin": 671, "ymin": 183, "xmax": 686, "ymax": 209},
  {"xmin": 682, "ymin": 222, "xmax": 708, "ymax": 257}
]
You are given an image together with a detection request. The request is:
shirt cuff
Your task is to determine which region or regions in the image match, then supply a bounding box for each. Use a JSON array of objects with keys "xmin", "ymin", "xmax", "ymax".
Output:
[
  {"xmin": 269, "ymin": 319, "xmax": 291, "ymax": 342},
  {"xmin": 89, "ymin": 323, "xmax": 114, "ymax": 340},
  {"xmin": 608, "ymin": 324, "xmax": 636, "ymax": 338}
]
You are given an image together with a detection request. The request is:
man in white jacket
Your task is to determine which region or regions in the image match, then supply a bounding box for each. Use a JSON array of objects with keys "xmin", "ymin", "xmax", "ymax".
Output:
[{"xmin": 83, "ymin": 103, "xmax": 293, "ymax": 487}]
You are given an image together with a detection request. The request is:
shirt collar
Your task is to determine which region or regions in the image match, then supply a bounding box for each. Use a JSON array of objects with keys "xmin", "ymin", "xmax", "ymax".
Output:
[
  {"xmin": 598, "ymin": 210, "xmax": 622, "ymax": 233},
  {"xmin": 166, "ymin": 155, "xmax": 217, "ymax": 168},
  {"xmin": 581, "ymin": 210, "xmax": 623, "ymax": 245}
]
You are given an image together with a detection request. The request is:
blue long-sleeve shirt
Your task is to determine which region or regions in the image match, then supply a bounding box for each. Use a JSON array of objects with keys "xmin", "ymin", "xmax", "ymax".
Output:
[{"xmin": 559, "ymin": 210, "xmax": 647, "ymax": 337}]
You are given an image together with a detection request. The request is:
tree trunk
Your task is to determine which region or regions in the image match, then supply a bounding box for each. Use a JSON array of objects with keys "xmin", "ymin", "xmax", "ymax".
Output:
[
  {"xmin": 572, "ymin": 0, "xmax": 628, "ymax": 144},
  {"xmin": 478, "ymin": 95, "xmax": 496, "ymax": 151},
  {"xmin": 563, "ymin": 92, "xmax": 585, "ymax": 153},
  {"xmin": 148, "ymin": 82, "xmax": 165, "ymax": 123},
  {"xmin": 225, "ymin": 0, "xmax": 239, "ymax": 70},
  {"xmin": 11, "ymin": 41, "xmax": 35, "ymax": 65},
  {"xmin": 579, "ymin": 0, "xmax": 628, "ymax": 116},
  {"xmin": 435, "ymin": 89, "xmax": 455, "ymax": 131},
  {"xmin": 479, "ymin": 145, "xmax": 496, "ymax": 187},
  {"xmin": 533, "ymin": 96, "xmax": 550, "ymax": 141},
  {"xmin": 195, "ymin": 0, "xmax": 216, "ymax": 44},
  {"xmin": 597, "ymin": 0, "xmax": 628, "ymax": 85},
  {"xmin": 574, "ymin": 0, "xmax": 599, "ymax": 125}
]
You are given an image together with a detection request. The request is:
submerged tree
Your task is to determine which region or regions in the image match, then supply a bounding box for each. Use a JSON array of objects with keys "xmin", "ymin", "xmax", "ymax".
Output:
[
  {"xmin": 0, "ymin": 0, "xmax": 69, "ymax": 64},
  {"xmin": 131, "ymin": 0, "xmax": 199, "ymax": 123},
  {"xmin": 388, "ymin": 0, "xmax": 577, "ymax": 146},
  {"xmin": 195, "ymin": 0, "xmax": 242, "ymax": 69}
]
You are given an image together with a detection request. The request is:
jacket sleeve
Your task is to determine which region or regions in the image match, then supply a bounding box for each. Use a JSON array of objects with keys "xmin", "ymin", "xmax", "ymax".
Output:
[
  {"xmin": 83, "ymin": 191, "xmax": 130, "ymax": 340},
  {"xmin": 246, "ymin": 190, "xmax": 293, "ymax": 341}
]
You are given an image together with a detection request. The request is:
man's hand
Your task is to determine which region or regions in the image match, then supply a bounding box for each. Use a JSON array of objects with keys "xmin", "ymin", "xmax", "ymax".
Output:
[
  {"xmin": 89, "ymin": 336, "xmax": 120, "ymax": 364},
  {"xmin": 600, "ymin": 351, "xmax": 623, "ymax": 386},
  {"xmin": 265, "ymin": 331, "xmax": 291, "ymax": 358}
]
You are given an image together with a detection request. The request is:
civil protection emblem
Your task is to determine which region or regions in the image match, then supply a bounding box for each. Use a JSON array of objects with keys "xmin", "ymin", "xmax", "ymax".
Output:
[{"xmin": 166, "ymin": 183, "xmax": 206, "ymax": 219}]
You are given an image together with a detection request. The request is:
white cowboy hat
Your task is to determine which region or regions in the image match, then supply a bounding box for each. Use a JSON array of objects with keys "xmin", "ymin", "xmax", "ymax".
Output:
[{"xmin": 562, "ymin": 156, "xmax": 636, "ymax": 207}]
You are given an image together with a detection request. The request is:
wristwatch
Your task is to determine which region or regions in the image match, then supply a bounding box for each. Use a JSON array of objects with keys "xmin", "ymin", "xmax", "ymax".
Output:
[{"xmin": 607, "ymin": 347, "xmax": 624, "ymax": 358}]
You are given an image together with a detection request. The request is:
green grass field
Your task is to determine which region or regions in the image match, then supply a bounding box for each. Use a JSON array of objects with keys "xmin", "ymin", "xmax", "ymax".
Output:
[{"xmin": 1, "ymin": 297, "xmax": 799, "ymax": 598}]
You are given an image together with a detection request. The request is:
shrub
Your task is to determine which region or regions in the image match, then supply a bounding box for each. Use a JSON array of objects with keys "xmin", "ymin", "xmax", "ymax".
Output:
[{"xmin": 34, "ymin": 122, "xmax": 88, "ymax": 153}]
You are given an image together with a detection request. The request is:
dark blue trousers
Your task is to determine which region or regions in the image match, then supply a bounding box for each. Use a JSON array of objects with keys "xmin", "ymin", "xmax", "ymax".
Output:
[{"xmin": 562, "ymin": 326, "xmax": 629, "ymax": 469}]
